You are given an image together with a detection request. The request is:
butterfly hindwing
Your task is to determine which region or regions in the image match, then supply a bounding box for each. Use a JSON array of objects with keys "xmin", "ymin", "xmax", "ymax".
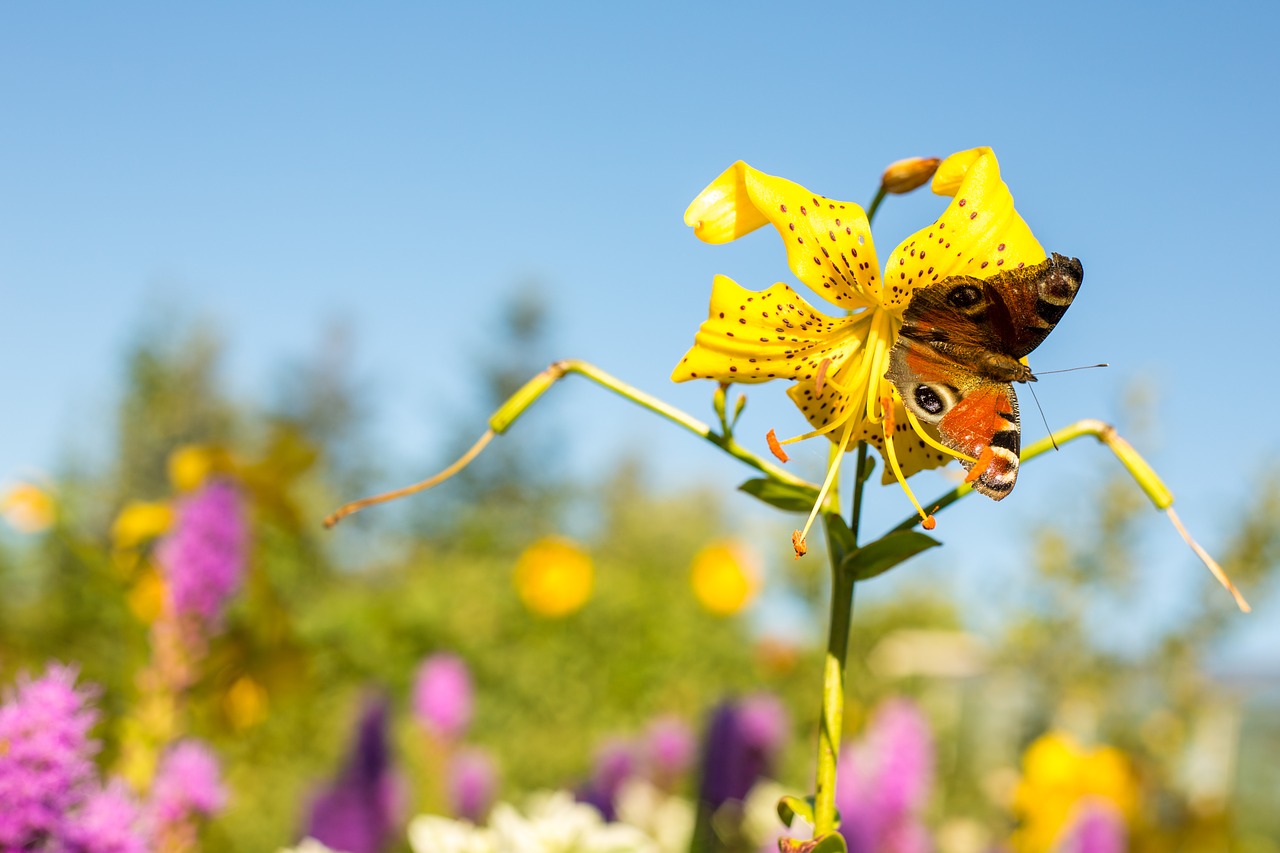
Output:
[
  {"xmin": 886, "ymin": 338, "xmax": 1022, "ymax": 499},
  {"xmin": 884, "ymin": 253, "xmax": 1083, "ymax": 501}
]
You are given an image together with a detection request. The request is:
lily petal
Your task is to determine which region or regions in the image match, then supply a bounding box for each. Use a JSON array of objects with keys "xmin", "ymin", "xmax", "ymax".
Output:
[
  {"xmin": 672, "ymin": 275, "xmax": 863, "ymax": 384},
  {"xmin": 881, "ymin": 148, "xmax": 1045, "ymax": 311},
  {"xmin": 686, "ymin": 162, "xmax": 882, "ymax": 310}
]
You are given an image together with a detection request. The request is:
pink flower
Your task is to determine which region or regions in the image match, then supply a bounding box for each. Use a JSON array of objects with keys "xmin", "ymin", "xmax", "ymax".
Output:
[
  {"xmin": 449, "ymin": 748, "xmax": 499, "ymax": 823},
  {"xmin": 157, "ymin": 479, "xmax": 248, "ymax": 627},
  {"xmin": 643, "ymin": 715, "xmax": 696, "ymax": 786},
  {"xmin": 64, "ymin": 781, "xmax": 147, "ymax": 853},
  {"xmin": 0, "ymin": 664, "xmax": 147, "ymax": 852},
  {"xmin": 836, "ymin": 699, "xmax": 934, "ymax": 853},
  {"xmin": 411, "ymin": 654, "xmax": 473, "ymax": 741},
  {"xmin": 151, "ymin": 739, "xmax": 228, "ymax": 825},
  {"xmin": 0, "ymin": 664, "xmax": 99, "ymax": 848}
]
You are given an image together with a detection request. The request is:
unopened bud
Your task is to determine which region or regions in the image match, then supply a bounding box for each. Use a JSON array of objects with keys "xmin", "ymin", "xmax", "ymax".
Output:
[{"xmin": 880, "ymin": 157, "xmax": 941, "ymax": 195}]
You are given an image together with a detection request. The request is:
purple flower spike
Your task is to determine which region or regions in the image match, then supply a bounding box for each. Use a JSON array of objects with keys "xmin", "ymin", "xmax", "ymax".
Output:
[
  {"xmin": 0, "ymin": 664, "xmax": 99, "ymax": 849},
  {"xmin": 835, "ymin": 698, "xmax": 935, "ymax": 853},
  {"xmin": 157, "ymin": 479, "xmax": 248, "ymax": 627},
  {"xmin": 151, "ymin": 739, "xmax": 228, "ymax": 825},
  {"xmin": 64, "ymin": 781, "xmax": 147, "ymax": 853},
  {"xmin": 449, "ymin": 748, "xmax": 498, "ymax": 823},
  {"xmin": 307, "ymin": 698, "xmax": 400, "ymax": 853},
  {"xmin": 412, "ymin": 654, "xmax": 474, "ymax": 741},
  {"xmin": 577, "ymin": 738, "xmax": 637, "ymax": 821},
  {"xmin": 644, "ymin": 715, "xmax": 696, "ymax": 785},
  {"xmin": 697, "ymin": 694, "xmax": 788, "ymax": 809},
  {"xmin": 1064, "ymin": 800, "xmax": 1127, "ymax": 853}
]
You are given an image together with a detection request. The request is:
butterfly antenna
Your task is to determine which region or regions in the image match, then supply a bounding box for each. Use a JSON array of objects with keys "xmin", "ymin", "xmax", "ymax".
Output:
[
  {"xmin": 1026, "ymin": 383, "xmax": 1059, "ymax": 451},
  {"xmin": 1035, "ymin": 363, "xmax": 1109, "ymax": 375}
]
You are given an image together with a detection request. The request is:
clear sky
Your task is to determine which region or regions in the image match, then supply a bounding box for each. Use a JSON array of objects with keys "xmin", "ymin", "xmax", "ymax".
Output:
[{"xmin": 3, "ymin": 4, "xmax": 1277, "ymax": 657}]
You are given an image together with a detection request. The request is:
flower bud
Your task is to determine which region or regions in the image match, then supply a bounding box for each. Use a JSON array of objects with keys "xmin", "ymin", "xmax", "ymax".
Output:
[{"xmin": 880, "ymin": 157, "xmax": 941, "ymax": 195}]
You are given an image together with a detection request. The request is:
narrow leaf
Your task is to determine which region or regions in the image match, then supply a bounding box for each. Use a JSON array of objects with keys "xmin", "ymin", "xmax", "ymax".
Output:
[
  {"xmin": 738, "ymin": 478, "xmax": 820, "ymax": 513},
  {"xmin": 840, "ymin": 530, "xmax": 940, "ymax": 581}
]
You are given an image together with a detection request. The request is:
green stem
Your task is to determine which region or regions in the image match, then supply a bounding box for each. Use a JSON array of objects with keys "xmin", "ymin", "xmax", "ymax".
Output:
[
  {"xmin": 492, "ymin": 359, "xmax": 814, "ymax": 490},
  {"xmin": 849, "ymin": 442, "xmax": 869, "ymax": 546},
  {"xmin": 813, "ymin": 512, "xmax": 856, "ymax": 836},
  {"xmin": 864, "ymin": 186, "xmax": 888, "ymax": 224},
  {"xmin": 886, "ymin": 418, "xmax": 1170, "ymax": 534}
]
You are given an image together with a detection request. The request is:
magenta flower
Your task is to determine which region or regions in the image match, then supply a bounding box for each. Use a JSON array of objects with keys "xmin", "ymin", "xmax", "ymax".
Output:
[
  {"xmin": 643, "ymin": 715, "xmax": 696, "ymax": 786},
  {"xmin": 411, "ymin": 654, "xmax": 473, "ymax": 741},
  {"xmin": 449, "ymin": 748, "xmax": 499, "ymax": 823},
  {"xmin": 306, "ymin": 698, "xmax": 400, "ymax": 853},
  {"xmin": 0, "ymin": 664, "xmax": 147, "ymax": 852},
  {"xmin": 0, "ymin": 664, "xmax": 99, "ymax": 848},
  {"xmin": 835, "ymin": 699, "xmax": 934, "ymax": 853},
  {"xmin": 151, "ymin": 739, "xmax": 228, "ymax": 824},
  {"xmin": 156, "ymin": 478, "xmax": 248, "ymax": 626},
  {"xmin": 1062, "ymin": 801, "xmax": 1127, "ymax": 853},
  {"xmin": 577, "ymin": 738, "xmax": 638, "ymax": 821},
  {"xmin": 63, "ymin": 781, "xmax": 147, "ymax": 853}
]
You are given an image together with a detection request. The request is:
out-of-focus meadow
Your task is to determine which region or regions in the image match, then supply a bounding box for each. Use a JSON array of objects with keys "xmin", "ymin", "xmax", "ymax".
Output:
[
  {"xmin": 1, "ymin": 294, "xmax": 1277, "ymax": 852},
  {"xmin": 5, "ymin": 4, "xmax": 1280, "ymax": 852}
]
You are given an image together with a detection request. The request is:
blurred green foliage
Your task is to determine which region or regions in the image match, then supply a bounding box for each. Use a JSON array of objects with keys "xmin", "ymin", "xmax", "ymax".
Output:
[{"xmin": 0, "ymin": 296, "xmax": 1277, "ymax": 852}]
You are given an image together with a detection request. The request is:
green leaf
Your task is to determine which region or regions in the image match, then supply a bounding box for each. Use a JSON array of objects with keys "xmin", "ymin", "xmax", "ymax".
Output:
[
  {"xmin": 840, "ymin": 530, "xmax": 940, "ymax": 581},
  {"xmin": 823, "ymin": 513, "xmax": 856, "ymax": 563},
  {"xmin": 776, "ymin": 795, "xmax": 815, "ymax": 828},
  {"xmin": 811, "ymin": 832, "xmax": 849, "ymax": 853},
  {"xmin": 738, "ymin": 478, "xmax": 820, "ymax": 513}
]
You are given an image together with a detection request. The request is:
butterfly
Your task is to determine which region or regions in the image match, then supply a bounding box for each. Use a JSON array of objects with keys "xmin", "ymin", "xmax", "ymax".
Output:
[{"xmin": 885, "ymin": 252, "xmax": 1083, "ymax": 500}]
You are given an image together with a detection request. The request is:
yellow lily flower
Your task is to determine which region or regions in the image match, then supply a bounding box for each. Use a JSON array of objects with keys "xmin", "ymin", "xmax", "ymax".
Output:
[{"xmin": 673, "ymin": 148, "xmax": 1045, "ymax": 527}]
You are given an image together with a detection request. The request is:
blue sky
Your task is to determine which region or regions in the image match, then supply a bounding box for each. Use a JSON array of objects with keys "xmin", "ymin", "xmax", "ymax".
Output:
[{"xmin": 2, "ymin": 4, "xmax": 1277, "ymax": 653}]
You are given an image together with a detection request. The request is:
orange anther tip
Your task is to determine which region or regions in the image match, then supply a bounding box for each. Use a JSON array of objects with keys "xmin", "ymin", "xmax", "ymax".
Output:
[
  {"xmin": 922, "ymin": 515, "xmax": 937, "ymax": 530},
  {"xmin": 766, "ymin": 429, "xmax": 790, "ymax": 463},
  {"xmin": 791, "ymin": 530, "xmax": 808, "ymax": 558}
]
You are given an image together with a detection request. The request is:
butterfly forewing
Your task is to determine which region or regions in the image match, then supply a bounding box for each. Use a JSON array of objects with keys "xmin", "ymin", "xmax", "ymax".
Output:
[{"xmin": 884, "ymin": 253, "xmax": 1083, "ymax": 501}]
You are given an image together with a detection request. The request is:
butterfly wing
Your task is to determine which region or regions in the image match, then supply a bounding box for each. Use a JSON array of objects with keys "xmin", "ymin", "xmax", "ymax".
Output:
[
  {"xmin": 897, "ymin": 253, "xmax": 1083, "ymax": 359},
  {"xmin": 886, "ymin": 337, "xmax": 1022, "ymax": 499},
  {"xmin": 884, "ymin": 253, "xmax": 1082, "ymax": 501}
]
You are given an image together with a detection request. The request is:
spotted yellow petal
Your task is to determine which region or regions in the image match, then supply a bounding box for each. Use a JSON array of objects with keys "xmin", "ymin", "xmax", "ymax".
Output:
[
  {"xmin": 671, "ymin": 275, "xmax": 863, "ymax": 385},
  {"xmin": 686, "ymin": 162, "xmax": 882, "ymax": 309},
  {"xmin": 881, "ymin": 147, "xmax": 1045, "ymax": 311}
]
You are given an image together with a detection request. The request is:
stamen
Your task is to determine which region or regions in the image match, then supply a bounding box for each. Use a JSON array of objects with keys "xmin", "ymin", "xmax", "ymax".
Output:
[
  {"xmin": 766, "ymin": 429, "xmax": 790, "ymax": 463},
  {"xmin": 813, "ymin": 357, "xmax": 832, "ymax": 395},
  {"xmin": 1166, "ymin": 507, "xmax": 1251, "ymax": 612},
  {"xmin": 794, "ymin": 420, "xmax": 855, "ymax": 557},
  {"xmin": 904, "ymin": 410, "xmax": 976, "ymax": 464},
  {"xmin": 880, "ymin": 394, "xmax": 935, "ymax": 528}
]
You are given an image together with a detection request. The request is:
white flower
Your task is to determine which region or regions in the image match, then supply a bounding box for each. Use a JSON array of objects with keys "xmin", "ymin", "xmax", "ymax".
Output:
[
  {"xmin": 613, "ymin": 781, "xmax": 695, "ymax": 853},
  {"xmin": 275, "ymin": 840, "xmax": 344, "ymax": 853},
  {"xmin": 409, "ymin": 791, "xmax": 660, "ymax": 853}
]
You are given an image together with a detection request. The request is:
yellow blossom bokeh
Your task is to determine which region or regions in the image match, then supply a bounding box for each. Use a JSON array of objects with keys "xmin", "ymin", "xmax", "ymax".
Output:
[
  {"xmin": 1011, "ymin": 732, "xmax": 1139, "ymax": 853},
  {"xmin": 513, "ymin": 537, "xmax": 594, "ymax": 618},
  {"xmin": 690, "ymin": 541, "xmax": 760, "ymax": 616},
  {"xmin": 0, "ymin": 481, "xmax": 56, "ymax": 533},
  {"xmin": 111, "ymin": 500, "xmax": 175, "ymax": 550},
  {"xmin": 168, "ymin": 443, "xmax": 227, "ymax": 493}
]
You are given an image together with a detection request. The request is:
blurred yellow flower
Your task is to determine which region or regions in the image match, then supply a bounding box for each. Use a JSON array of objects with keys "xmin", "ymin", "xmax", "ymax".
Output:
[
  {"xmin": 514, "ymin": 537, "xmax": 593, "ymax": 617},
  {"xmin": 168, "ymin": 443, "xmax": 223, "ymax": 493},
  {"xmin": 223, "ymin": 674, "xmax": 270, "ymax": 730},
  {"xmin": 127, "ymin": 569, "xmax": 166, "ymax": 624},
  {"xmin": 1, "ymin": 481, "xmax": 56, "ymax": 533},
  {"xmin": 690, "ymin": 541, "xmax": 760, "ymax": 616},
  {"xmin": 111, "ymin": 500, "xmax": 175, "ymax": 550},
  {"xmin": 1010, "ymin": 732, "xmax": 1139, "ymax": 853}
]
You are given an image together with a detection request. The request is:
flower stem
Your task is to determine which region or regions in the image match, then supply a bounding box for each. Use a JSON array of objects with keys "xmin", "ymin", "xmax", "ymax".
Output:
[
  {"xmin": 813, "ymin": 509, "xmax": 856, "ymax": 836},
  {"xmin": 490, "ymin": 360, "xmax": 813, "ymax": 489},
  {"xmin": 324, "ymin": 359, "xmax": 817, "ymax": 527},
  {"xmin": 884, "ymin": 418, "xmax": 1249, "ymax": 611}
]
